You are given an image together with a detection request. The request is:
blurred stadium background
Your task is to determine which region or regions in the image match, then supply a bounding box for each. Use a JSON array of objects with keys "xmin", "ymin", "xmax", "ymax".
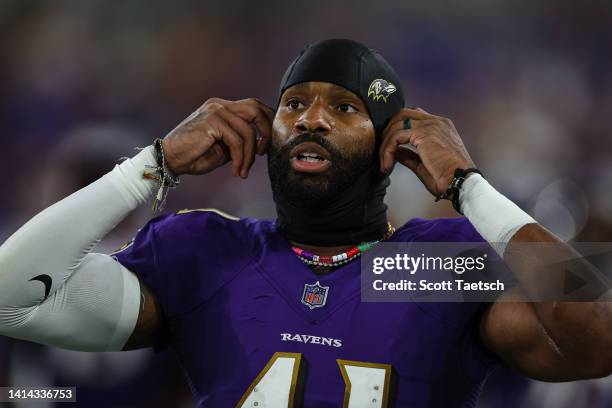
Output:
[{"xmin": 1, "ymin": 0, "xmax": 611, "ymax": 406}]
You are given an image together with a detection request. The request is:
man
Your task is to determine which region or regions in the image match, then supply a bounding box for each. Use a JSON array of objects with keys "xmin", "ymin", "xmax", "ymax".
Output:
[{"xmin": 0, "ymin": 39, "xmax": 611, "ymax": 407}]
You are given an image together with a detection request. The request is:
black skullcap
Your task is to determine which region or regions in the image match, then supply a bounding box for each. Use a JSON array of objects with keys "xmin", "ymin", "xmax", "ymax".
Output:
[{"xmin": 278, "ymin": 39, "xmax": 405, "ymax": 136}]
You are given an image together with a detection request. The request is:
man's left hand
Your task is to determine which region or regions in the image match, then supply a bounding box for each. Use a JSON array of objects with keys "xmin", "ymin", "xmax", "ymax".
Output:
[{"xmin": 379, "ymin": 108, "xmax": 476, "ymax": 197}]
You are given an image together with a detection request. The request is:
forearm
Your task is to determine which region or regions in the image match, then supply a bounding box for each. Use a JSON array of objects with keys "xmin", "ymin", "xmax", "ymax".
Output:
[
  {"xmin": 507, "ymin": 224, "xmax": 612, "ymax": 375},
  {"xmin": 0, "ymin": 147, "xmax": 155, "ymax": 307},
  {"xmin": 0, "ymin": 147, "xmax": 157, "ymax": 350},
  {"xmin": 461, "ymin": 174, "xmax": 612, "ymax": 375}
]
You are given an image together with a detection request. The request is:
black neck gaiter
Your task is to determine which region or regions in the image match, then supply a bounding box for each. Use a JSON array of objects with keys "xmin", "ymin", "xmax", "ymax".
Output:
[
  {"xmin": 275, "ymin": 167, "xmax": 390, "ymax": 246},
  {"xmin": 272, "ymin": 39, "xmax": 405, "ymax": 246}
]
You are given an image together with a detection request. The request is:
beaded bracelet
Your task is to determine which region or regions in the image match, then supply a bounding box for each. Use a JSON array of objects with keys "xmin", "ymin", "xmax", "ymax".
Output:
[{"xmin": 143, "ymin": 138, "xmax": 180, "ymax": 212}]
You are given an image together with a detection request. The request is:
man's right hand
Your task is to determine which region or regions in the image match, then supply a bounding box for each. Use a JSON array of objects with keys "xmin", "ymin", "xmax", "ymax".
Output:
[{"xmin": 162, "ymin": 98, "xmax": 276, "ymax": 179}]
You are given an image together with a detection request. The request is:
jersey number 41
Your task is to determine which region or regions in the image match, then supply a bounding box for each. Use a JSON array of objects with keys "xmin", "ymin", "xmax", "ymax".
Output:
[{"xmin": 237, "ymin": 352, "xmax": 393, "ymax": 407}]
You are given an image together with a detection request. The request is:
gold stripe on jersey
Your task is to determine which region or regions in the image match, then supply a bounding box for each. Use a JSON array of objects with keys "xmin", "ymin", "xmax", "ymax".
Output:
[{"xmin": 176, "ymin": 208, "xmax": 240, "ymax": 221}]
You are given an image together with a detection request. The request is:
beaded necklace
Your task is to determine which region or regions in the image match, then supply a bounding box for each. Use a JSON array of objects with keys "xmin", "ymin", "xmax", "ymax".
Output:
[{"xmin": 291, "ymin": 223, "xmax": 395, "ymax": 268}]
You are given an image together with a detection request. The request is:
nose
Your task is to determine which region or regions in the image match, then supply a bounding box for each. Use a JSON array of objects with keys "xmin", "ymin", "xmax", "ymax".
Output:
[{"xmin": 294, "ymin": 100, "xmax": 332, "ymax": 135}]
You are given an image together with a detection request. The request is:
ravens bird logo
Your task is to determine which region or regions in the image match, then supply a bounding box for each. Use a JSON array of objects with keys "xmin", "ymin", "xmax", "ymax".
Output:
[{"xmin": 367, "ymin": 78, "xmax": 397, "ymax": 103}]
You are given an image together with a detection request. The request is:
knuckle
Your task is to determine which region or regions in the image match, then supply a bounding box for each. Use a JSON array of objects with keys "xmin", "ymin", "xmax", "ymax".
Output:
[
  {"xmin": 420, "ymin": 119, "xmax": 435, "ymax": 128},
  {"xmin": 236, "ymin": 98, "xmax": 255, "ymax": 107},
  {"xmin": 247, "ymin": 97, "xmax": 260, "ymax": 105},
  {"xmin": 205, "ymin": 97, "xmax": 222, "ymax": 106},
  {"xmin": 204, "ymin": 127, "xmax": 218, "ymax": 140},
  {"xmin": 205, "ymin": 102, "xmax": 224, "ymax": 113},
  {"xmin": 412, "ymin": 134, "xmax": 425, "ymax": 143},
  {"xmin": 237, "ymin": 99, "xmax": 258, "ymax": 112},
  {"xmin": 394, "ymin": 129, "xmax": 408, "ymax": 139}
]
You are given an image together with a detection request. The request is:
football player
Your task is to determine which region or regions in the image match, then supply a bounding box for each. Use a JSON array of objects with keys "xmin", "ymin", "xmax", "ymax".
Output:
[{"xmin": 1, "ymin": 39, "xmax": 611, "ymax": 407}]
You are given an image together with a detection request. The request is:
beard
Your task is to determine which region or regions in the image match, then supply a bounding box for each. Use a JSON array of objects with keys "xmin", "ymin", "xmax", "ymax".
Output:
[{"xmin": 267, "ymin": 133, "xmax": 374, "ymax": 209}]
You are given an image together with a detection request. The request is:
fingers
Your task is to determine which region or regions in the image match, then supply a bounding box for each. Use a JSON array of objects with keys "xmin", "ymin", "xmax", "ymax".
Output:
[
  {"xmin": 396, "ymin": 147, "xmax": 422, "ymax": 173},
  {"xmin": 379, "ymin": 129, "xmax": 416, "ymax": 173},
  {"xmin": 211, "ymin": 98, "xmax": 275, "ymax": 156},
  {"xmin": 203, "ymin": 97, "xmax": 275, "ymax": 178},
  {"xmin": 391, "ymin": 107, "xmax": 437, "ymax": 123},
  {"xmin": 382, "ymin": 107, "xmax": 439, "ymax": 139},
  {"xmin": 215, "ymin": 120, "xmax": 244, "ymax": 178},
  {"xmin": 254, "ymin": 100, "xmax": 276, "ymax": 155},
  {"xmin": 234, "ymin": 98, "xmax": 275, "ymax": 155},
  {"xmin": 215, "ymin": 108, "xmax": 257, "ymax": 178},
  {"xmin": 379, "ymin": 125, "xmax": 436, "ymax": 173},
  {"xmin": 379, "ymin": 107, "xmax": 443, "ymax": 173}
]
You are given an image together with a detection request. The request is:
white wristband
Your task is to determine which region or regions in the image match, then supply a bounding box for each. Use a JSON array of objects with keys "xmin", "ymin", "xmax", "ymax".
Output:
[{"xmin": 459, "ymin": 174, "xmax": 536, "ymax": 256}]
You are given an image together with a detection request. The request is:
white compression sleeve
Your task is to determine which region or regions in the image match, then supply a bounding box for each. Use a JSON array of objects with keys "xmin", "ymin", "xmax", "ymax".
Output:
[
  {"xmin": 0, "ymin": 146, "xmax": 157, "ymax": 350},
  {"xmin": 459, "ymin": 174, "xmax": 536, "ymax": 256}
]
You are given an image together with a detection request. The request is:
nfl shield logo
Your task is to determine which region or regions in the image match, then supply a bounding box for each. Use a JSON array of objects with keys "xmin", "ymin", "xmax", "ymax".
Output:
[{"xmin": 301, "ymin": 281, "xmax": 329, "ymax": 309}]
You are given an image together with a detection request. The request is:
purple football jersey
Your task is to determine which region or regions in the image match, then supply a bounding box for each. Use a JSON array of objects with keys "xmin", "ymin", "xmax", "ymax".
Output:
[{"xmin": 114, "ymin": 210, "xmax": 500, "ymax": 407}]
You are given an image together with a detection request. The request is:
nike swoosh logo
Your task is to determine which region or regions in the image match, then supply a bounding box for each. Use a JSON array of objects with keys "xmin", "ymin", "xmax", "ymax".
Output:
[{"xmin": 29, "ymin": 274, "xmax": 52, "ymax": 299}]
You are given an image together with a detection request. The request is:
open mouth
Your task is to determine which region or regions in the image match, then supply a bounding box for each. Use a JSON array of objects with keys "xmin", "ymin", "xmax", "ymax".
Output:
[
  {"xmin": 296, "ymin": 152, "xmax": 326, "ymax": 162},
  {"xmin": 289, "ymin": 142, "xmax": 332, "ymax": 173}
]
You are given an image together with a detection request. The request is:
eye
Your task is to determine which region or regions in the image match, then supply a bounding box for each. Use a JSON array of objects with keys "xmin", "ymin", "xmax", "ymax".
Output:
[
  {"xmin": 286, "ymin": 99, "xmax": 305, "ymax": 110},
  {"xmin": 338, "ymin": 103, "xmax": 358, "ymax": 113}
]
